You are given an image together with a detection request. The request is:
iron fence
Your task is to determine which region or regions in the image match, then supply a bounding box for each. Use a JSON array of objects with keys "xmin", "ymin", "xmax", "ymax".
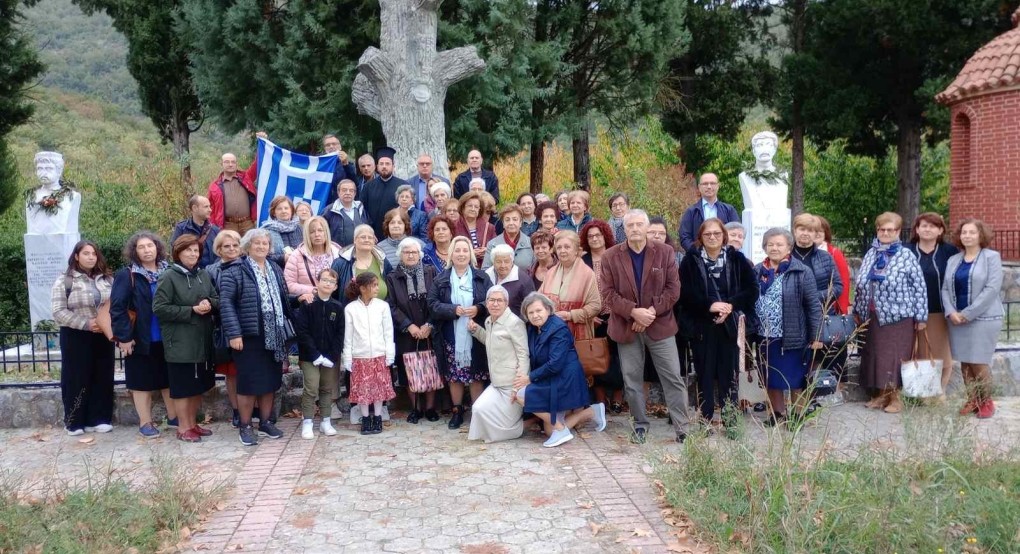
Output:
[
  {"xmin": 0, "ymin": 331, "xmax": 126, "ymax": 388},
  {"xmin": 834, "ymin": 229, "xmax": 1020, "ymax": 261}
]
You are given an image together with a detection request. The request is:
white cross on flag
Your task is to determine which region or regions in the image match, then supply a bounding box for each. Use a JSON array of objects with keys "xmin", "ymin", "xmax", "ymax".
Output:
[{"xmin": 255, "ymin": 137, "xmax": 338, "ymax": 225}]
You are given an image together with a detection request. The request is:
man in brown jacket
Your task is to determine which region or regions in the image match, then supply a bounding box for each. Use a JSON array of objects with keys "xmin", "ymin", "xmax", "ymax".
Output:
[{"xmin": 600, "ymin": 209, "xmax": 690, "ymax": 443}]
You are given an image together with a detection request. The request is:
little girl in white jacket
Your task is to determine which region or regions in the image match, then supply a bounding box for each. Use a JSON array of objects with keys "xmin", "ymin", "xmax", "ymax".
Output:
[{"xmin": 343, "ymin": 272, "xmax": 395, "ymax": 435}]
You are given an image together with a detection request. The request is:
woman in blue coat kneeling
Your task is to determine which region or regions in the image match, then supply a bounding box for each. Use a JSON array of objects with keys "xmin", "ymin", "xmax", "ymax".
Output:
[{"xmin": 514, "ymin": 292, "xmax": 606, "ymax": 448}]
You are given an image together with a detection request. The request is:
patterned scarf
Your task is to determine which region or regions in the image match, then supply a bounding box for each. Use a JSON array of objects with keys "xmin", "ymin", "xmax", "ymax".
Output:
[
  {"xmin": 700, "ymin": 246, "xmax": 727, "ymax": 279},
  {"xmin": 399, "ymin": 261, "xmax": 427, "ymax": 298},
  {"xmin": 758, "ymin": 256, "xmax": 791, "ymax": 294},
  {"xmin": 131, "ymin": 260, "xmax": 168, "ymax": 283},
  {"xmin": 450, "ymin": 268, "xmax": 474, "ymax": 368},
  {"xmin": 261, "ymin": 216, "xmax": 301, "ymax": 235},
  {"xmin": 248, "ymin": 257, "xmax": 288, "ymax": 361},
  {"xmin": 867, "ymin": 239, "xmax": 901, "ymax": 282}
]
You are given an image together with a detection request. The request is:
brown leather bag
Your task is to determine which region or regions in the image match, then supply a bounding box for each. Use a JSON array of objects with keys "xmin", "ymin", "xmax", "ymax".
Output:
[{"xmin": 575, "ymin": 322, "xmax": 609, "ymax": 376}]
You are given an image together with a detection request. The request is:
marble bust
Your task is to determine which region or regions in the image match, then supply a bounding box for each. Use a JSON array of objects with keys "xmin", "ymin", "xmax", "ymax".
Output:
[
  {"xmin": 738, "ymin": 131, "xmax": 789, "ymax": 212},
  {"xmin": 26, "ymin": 151, "xmax": 81, "ymax": 235}
]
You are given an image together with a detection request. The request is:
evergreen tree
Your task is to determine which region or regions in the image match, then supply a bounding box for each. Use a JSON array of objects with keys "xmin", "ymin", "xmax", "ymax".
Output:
[
  {"xmin": 75, "ymin": 0, "xmax": 204, "ymax": 186},
  {"xmin": 0, "ymin": 0, "xmax": 45, "ymax": 214},
  {"xmin": 774, "ymin": 0, "xmax": 1018, "ymax": 225},
  {"xmin": 551, "ymin": 0, "xmax": 687, "ymax": 189},
  {"xmin": 659, "ymin": 0, "xmax": 774, "ymax": 175}
]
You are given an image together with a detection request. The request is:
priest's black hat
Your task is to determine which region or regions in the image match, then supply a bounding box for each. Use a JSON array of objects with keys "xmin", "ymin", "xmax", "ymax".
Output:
[{"xmin": 374, "ymin": 146, "xmax": 396, "ymax": 162}]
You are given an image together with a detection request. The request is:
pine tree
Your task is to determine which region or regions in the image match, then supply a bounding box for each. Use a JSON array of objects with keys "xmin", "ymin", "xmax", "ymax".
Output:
[
  {"xmin": 0, "ymin": 0, "xmax": 45, "ymax": 215},
  {"xmin": 75, "ymin": 0, "xmax": 204, "ymax": 186}
]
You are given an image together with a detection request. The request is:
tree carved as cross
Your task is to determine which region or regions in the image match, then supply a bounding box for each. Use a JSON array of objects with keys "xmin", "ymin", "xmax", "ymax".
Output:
[{"xmin": 352, "ymin": 0, "xmax": 485, "ymax": 180}]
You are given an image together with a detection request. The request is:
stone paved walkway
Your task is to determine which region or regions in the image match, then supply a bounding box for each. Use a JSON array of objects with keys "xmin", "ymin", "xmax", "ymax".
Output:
[{"xmin": 2, "ymin": 398, "xmax": 1018, "ymax": 553}]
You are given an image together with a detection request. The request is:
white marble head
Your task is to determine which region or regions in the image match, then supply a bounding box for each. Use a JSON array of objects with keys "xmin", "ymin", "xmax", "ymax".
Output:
[
  {"xmin": 751, "ymin": 131, "xmax": 779, "ymax": 165},
  {"xmin": 35, "ymin": 152, "xmax": 65, "ymax": 188}
]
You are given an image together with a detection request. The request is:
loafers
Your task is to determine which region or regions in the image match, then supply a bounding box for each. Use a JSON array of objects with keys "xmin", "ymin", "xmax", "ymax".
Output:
[
  {"xmin": 139, "ymin": 422, "xmax": 160, "ymax": 439},
  {"xmin": 448, "ymin": 406, "xmax": 464, "ymax": 429},
  {"xmin": 424, "ymin": 409, "xmax": 440, "ymax": 422},
  {"xmin": 176, "ymin": 428, "xmax": 202, "ymax": 443},
  {"xmin": 406, "ymin": 410, "xmax": 422, "ymax": 424},
  {"xmin": 192, "ymin": 425, "xmax": 213, "ymax": 437}
]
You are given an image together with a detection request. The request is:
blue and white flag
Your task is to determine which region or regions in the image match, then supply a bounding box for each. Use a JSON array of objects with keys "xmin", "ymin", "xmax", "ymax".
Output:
[{"xmin": 255, "ymin": 137, "xmax": 338, "ymax": 225}]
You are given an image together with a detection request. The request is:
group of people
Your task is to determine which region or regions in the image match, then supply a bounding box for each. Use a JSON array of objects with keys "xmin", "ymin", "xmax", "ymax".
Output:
[{"xmin": 48, "ymin": 138, "xmax": 1004, "ymax": 448}]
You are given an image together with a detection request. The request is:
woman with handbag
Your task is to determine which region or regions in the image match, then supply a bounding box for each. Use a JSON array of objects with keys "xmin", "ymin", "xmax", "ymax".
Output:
[
  {"xmin": 386, "ymin": 238, "xmax": 441, "ymax": 424},
  {"xmin": 538, "ymin": 231, "xmax": 601, "ymax": 343},
  {"xmin": 513, "ymin": 293, "xmax": 606, "ymax": 448},
  {"xmin": 942, "ymin": 218, "xmax": 1003, "ymax": 419},
  {"xmin": 678, "ymin": 219, "xmax": 759, "ymax": 424},
  {"xmin": 51, "ymin": 240, "xmax": 115, "ymax": 436},
  {"xmin": 219, "ymin": 228, "xmax": 294, "ymax": 446},
  {"xmin": 905, "ymin": 212, "xmax": 960, "ymax": 395},
  {"xmin": 284, "ymin": 216, "xmax": 342, "ymax": 304},
  {"xmin": 753, "ymin": 228, "xmax": 824, "ymax": 427},
  {"xmin": 466, "ymin": 285, "xmax": 531, "ymax": 443},
  {"xmin": 206, "ymin": 230, "xmax": 243, "ymax": 427},
  {"xmin": 110, "ymin": 231, "xmax": 178, "ymax": 438},
  {"xmin": 427, "ymin": 236, "xmax": 492, "ymax": 430},
  {"xmin": 581, "ymin": 219, "xmax": 625, "ymax": 413},
  {"xmin": 152, "ymin": 234, "xmax": 219, "ymax": 442},
  {"xmin": 853, "ymin": 212, "xmax": 928, "ymax": 414}
]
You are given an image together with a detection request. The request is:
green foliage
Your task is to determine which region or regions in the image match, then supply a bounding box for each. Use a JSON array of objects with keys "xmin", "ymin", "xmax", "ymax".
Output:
[
  {"xmin": 74, "ymin": 0, "xmax": 203, "ymax": 157},
  {"xmin": 0, "ymin": 140, "xmax": 18, "ymax": 219},
  {"xmin": 657, "ymin": 410, "xmax": 1020, "ymax": 553},
  {"xmin": 0, "ymin": 0, "xmax": 45, "ymax": 138},
  {"xmin": 22, "ymin": 0, "xmax": 140, "ymax": 114},
  {"xmin": 0, "ymin": 457, "xmax": 228, "ymax": 553},
  {"xmin": 660, "ymin": 0, "xmax": 776, "ymax": 174}
]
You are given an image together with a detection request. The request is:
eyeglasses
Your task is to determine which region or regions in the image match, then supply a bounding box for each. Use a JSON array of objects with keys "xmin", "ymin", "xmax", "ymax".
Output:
[
  {"xmin": 703, "ymin": 232, "xmax": 724, "ymax": 238},
  {"xmin": 319, "ymin": 278, "xmax": 338, "ymax": 284},
  {"xmin": 403, "ymin": 251, "xmax": 421, "ymax": 256},
  {"xmin": 487, "ymin": 298, "xmax": 507, "ymax": 304},
  {"xmin": 877, "ymin": 228, "xmax": 899, "ymax": 234},
  {"xmin": 458, "ymin": 284, "xmax": 472, "ymax": 292},
  {"xmin": 588, "ymin": 233, "xmax": 603, "ymax": 239}
]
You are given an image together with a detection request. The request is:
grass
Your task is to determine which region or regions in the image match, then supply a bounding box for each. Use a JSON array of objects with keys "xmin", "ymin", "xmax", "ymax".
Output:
[
  {"xmin": 655, "ymin": 406, "xmax": 1020, "ymax": 553},
  {"xmin": 0, "ymin": 365, "xmax": 60, "ymax": 384},
  {"xmin": 0, "ymin": 456, "xmax": 229, "ymax": 553}
]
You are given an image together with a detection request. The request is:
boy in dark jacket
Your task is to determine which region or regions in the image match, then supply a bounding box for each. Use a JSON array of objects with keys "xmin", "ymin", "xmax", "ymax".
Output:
[{"xmin": 293, "ymin": 268, "xmax": 345, "ymax": 439}]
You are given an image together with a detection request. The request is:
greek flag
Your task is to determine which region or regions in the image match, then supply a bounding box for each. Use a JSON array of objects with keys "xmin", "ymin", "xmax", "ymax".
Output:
[{"xmin": 255, "ymin": 137, "xmax": 338, "ymax": 225}]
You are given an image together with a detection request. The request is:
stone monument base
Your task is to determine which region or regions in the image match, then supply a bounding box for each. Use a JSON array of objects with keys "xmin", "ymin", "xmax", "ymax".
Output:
[
  {"xmin": 741, "ymin": 208, "xmax": 791, "ymax": 264},
  {"xmin": 25, "ymin": 233, "xmax": 81, "ymax": 329}
]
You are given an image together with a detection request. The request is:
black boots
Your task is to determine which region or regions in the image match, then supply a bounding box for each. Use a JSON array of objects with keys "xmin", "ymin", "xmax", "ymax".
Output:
[
  {"xmin": 371, "ymin": 415, "xmax": 382, "ymax": 434},
  {"xmin": 360, "ymin": 416, "xmax": 371, "ymax": 435},
  {"xmin": 448, "ymin": 405, "xmax": 464, "ymax": 429}
]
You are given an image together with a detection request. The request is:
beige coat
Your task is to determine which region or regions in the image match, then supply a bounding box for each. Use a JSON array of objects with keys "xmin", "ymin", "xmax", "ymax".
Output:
[{"xmin": 470, "ymin": 308, "xmax": 530, "ymax": 387}]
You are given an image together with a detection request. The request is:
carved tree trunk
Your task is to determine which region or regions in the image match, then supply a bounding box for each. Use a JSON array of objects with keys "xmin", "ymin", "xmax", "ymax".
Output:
[{"xmin": 352, "ymin": 0, "xmax": 485, "ymax": 181}]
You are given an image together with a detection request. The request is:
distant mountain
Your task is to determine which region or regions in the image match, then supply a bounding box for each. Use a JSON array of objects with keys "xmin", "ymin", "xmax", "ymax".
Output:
[{"xmin": 23, "ymin": 0, "xmax": 140, "ymax": 114}]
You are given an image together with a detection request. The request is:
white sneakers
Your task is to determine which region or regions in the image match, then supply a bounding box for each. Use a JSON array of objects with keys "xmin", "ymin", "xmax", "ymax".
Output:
[
  {"xmin": 303, "ymin": 418, "xmax": 338, "ymax": 439},
  {"xmin": 93, "ymin": 424, "xmax": 113, "ymax": 433},
  {"xmin": 592, "ymin": 403, "xmax": 607, "ymax": 432},
  {"xmin": 66, "ymin": 427, "xmax": 84, "ymax": 436},
  {"xmin": 543, "ymin": 427, "xmax": 574, "ymax": 448},
  {"xmin": 320, "ymin": 419, "xmax": 337, "ymax": 436}
]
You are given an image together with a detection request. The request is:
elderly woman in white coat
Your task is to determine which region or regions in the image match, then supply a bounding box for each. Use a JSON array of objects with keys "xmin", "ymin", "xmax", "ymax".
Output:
[{"xmin": 466, "ymin": 285, "xmax": 530, "ymax": 443}]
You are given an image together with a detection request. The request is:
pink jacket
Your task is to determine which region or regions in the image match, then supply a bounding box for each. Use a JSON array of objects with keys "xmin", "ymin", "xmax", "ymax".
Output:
[{"xmin": 284, "ymin": 242, "xmax": 342, "ymax": 296}]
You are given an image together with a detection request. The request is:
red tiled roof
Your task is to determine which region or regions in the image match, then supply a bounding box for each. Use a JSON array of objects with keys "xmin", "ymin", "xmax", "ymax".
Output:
[{"xmin": 937, "ymin": 8, "xmax": 1020, "ymax": 105}]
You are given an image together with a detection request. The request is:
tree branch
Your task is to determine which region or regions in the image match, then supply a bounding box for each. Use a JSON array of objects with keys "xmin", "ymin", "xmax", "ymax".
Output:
[
  {"xmin": 433, "ymin": 46, "xmax": 486, "ymax": 89},
  {"xmin": 356, "ymin": 46, "xmax": 397, "ymax": 86},
  {"xmin": 352, "ymin": 73, "xmax": 382, "ymax": 119}
]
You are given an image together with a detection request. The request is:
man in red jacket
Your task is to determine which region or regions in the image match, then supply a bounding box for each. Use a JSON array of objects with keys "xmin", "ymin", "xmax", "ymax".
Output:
[
  {"xmin": 599, "ymin": 209, "xmax": 690, "ymax": 444},
  {"xmin": 208, "ymin": 151, "xmax": 258, "ymax": 235}
]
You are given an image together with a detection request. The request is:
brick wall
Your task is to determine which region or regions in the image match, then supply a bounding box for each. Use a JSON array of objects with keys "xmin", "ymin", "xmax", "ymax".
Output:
[{"xmin": 948, "ymin": 90, "xmax": 1020, "ymax": 259}]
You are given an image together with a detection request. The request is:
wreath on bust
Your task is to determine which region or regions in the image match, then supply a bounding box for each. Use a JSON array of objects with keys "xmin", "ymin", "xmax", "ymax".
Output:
[
  {"xmin": 743, "ymin": 165, "xmax": 787, "ymax": 185},
  {"xmin": 25, "ymin": 180, "xmax": 76, "ymax": 215}
]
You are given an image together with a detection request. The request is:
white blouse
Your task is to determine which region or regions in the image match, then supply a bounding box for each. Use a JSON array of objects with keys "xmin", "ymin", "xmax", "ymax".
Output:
[{"xmin": 342, "ymin": 297, "xmax": 395, "ymax": 369}]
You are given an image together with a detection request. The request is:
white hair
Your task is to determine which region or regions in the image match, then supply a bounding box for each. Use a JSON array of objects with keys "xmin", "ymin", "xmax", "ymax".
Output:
[
  {"xmin": 469, "ymin": 177, "xmax": 486, "ymax": 190},
  {"xmin": 751, "ymin": 131, "xmax": 779, "ymax": 148},
  {"xmin": 397, "ymin": 237, "xmax": 424, "ymax": 255},
  {"xmin": 430, "ymin": 181, "xmax": 452, "ymax": 197},
  {"xmin": 395, "ymin": 184, "xmax": 416, "ymax": 202},
  {"xmin": 490, "ymin": 244, "xmax": 514, "ymax": 260},
  {"xmin": 623, "ymin": 209, "xmax": 649, "ymax": 225},
  {"xmin": 486, "ymin": 285, "xmax": 509, "ymax": 301}
]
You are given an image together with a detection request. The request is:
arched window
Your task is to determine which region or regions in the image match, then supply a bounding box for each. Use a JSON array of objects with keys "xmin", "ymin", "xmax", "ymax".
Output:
[{"xmin": 952, "ymin": 111, "xmax": 972, "ymax": 190}]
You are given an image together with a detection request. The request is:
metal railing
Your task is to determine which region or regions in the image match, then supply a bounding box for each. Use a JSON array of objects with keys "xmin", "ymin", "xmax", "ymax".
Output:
[
  {"xmin": 1001, "ymin": 301, "xmax": 1020, "ymax": 344},
  {"xmin": 0, "ymin": 331, "xmax": 126, "ymax": 388}
]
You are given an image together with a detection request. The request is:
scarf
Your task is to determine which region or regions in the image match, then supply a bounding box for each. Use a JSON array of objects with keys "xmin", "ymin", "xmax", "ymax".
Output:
[
  {"xmin": 450, "ymin": 267, "xmax": 474, "ymax": 368},
  {"xmin": 867, "ymin": 239, "xmax": 901, "ymax": 282},
  {"xmin": 758, "ymin": 256, "xmax": 791, "ymax": 294},
  {"xmin": 399, "ymin": 261, "xmax": 427, "ymax": 298},
  {"xmin": 504, "ymin": 232, "xmax": 519, "ymax": 250},
  {"xmin": 700, "ymin": 246, "xmax": 727, "ymax": 280},
  {"xmin": 249, "ymin": 257, "xmax": 288, "ymax": 361},
  {"xmin": 131, "ymin": 260, "xmax": 168, "ymax": 283},
  {"xmin": 261, "ymin": 217, "xmax": 301, "ymax": 235}
]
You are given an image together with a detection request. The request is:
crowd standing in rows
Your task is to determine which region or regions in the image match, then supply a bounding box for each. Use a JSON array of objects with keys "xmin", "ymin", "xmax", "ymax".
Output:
[{"xmin": 50, "ymin": 136, "xmax": 1004, "ymax": 446}]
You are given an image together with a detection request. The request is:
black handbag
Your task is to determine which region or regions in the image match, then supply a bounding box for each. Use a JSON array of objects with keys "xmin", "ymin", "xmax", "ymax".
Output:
[
  {"xmin": 819, "ymin": 313, "xmax": 856, "ymax": 347},
  {"xmin": 809, "ymin": 366, "xmax": 839, "ymax": 396}
]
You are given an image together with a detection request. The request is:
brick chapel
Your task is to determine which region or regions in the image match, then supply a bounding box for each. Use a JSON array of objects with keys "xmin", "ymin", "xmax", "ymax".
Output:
[{"xmin": 937, "ymin": 7, "xmax": 1020, "ymax": 260}]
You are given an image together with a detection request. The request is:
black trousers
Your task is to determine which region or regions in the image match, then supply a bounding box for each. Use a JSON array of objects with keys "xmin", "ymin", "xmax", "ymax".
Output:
[
  {"xmin": 692, "ymin": 324, "xmax": 737, "ymax": 420},
  {"xmin": 60, "ymin": 327, "xmax": 115, "ymax": 430}
]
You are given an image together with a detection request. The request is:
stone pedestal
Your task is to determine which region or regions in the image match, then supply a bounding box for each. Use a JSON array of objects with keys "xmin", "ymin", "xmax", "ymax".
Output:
[
  {"xmin": 741, "ymin": 208, "xmax": 791, "ymax": 264},
  {"xmin": 25, "ymin": 233, "xmax": 81, "ymax": 328}
]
